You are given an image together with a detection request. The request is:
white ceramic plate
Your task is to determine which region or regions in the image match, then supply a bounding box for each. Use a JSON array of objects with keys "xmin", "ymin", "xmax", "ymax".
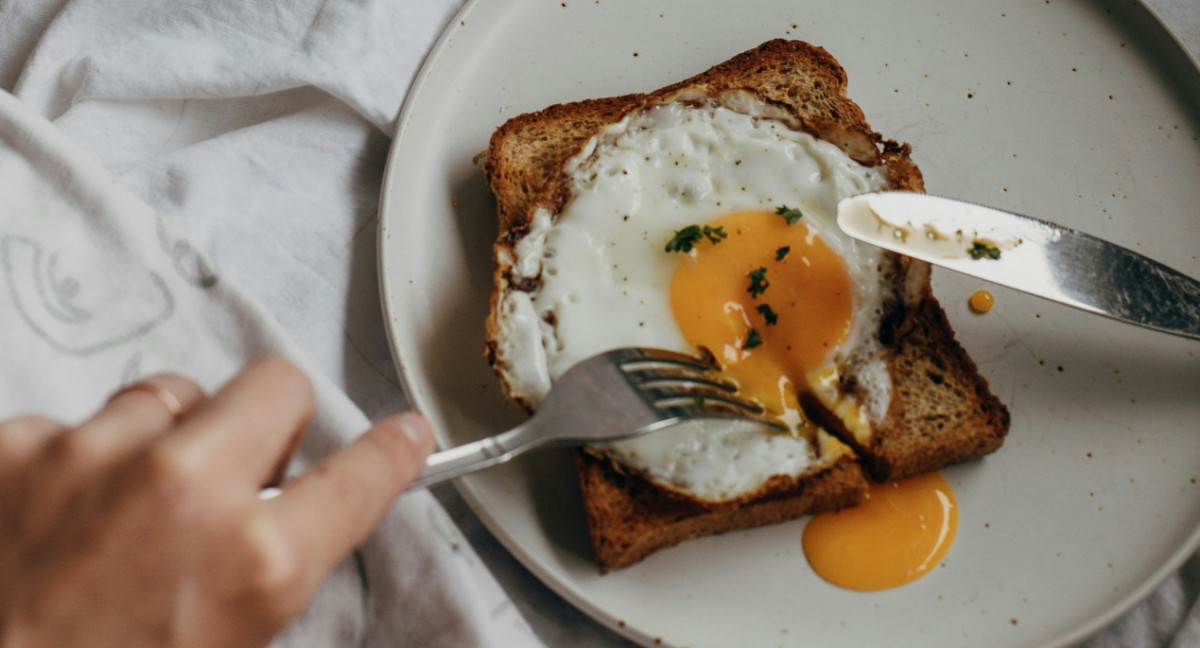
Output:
[{"xmin": 378, "ymin": 1, "xmax": 1200, "ymax": 646}]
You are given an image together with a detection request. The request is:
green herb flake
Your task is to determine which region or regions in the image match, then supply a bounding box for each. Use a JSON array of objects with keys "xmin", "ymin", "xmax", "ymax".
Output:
[
  {"xmin": 744, "ymin": 328, "xmax": 764, "ymax": 349},
  {"xmin": 775, "ymin": 205, "xmax": 803, "ymax": 225},
  {"xmin": 747, "ymin": 266, "xmax": 769, "ymax": 298},
  {"xmin": 756, "ymin": 304, "xmax": 778, "ymax": 326},
  {"xmin": 969, "ymin": 241, "xmax": 1002, "ymax": 260},
  {"xmin": 775, "ymin": 246, "xmax": 791, "ymax": 261},
  {"xmin": 665, "ymin": 224, "xmax": 727, "ymax": 253},
  {"xmin": 665, "ymin": 225, "xmax": 703, "ymax": 253},
  {"xmin": 702, "ymin": 225, "xmax": 727, "ymax": 244}
]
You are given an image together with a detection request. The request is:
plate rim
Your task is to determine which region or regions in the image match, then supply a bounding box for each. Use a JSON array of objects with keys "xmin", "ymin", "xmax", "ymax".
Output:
[{"xmin": 376, "ymin": 1, "xmax": 1200, "ymax": 646}]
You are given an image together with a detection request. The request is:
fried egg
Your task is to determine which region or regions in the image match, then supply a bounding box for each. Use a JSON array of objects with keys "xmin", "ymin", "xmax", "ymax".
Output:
[{"xmin": 492, "ymin": 89, "xmax": 900, "ymax": 502}]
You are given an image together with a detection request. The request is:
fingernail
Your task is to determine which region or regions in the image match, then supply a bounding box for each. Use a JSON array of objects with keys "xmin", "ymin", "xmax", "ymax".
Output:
[{"xmin": 393, "ymin": 412, "xmax": 433, "ymax": 447}]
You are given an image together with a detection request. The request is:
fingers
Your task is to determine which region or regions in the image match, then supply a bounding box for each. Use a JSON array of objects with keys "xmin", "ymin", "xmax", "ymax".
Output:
[
  {"xmin": 74, "ymin": 374, "xmax": 207, "ymax": 458},
  {"xmin": 167, "ymin": 356, "xmax": 314, "ymax": 489},
  {"xmin": 1, "ymin": 375, "xmax": 205, "ymax": 475},
  {"xmin": 264, "ymin": 411, "xmax": 434, "ymax": 587},
  {"xmin": 0, "ymin": 415, "xmax": 66, "ymax": 471},
  {"xmin": 0, "ymin": 356, "xmax": 437, "ymax": 641}
]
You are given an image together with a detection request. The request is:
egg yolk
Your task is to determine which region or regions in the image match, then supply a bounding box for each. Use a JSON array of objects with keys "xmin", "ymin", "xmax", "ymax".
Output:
[
  {"xmin": 801, "ymin": 471, "xmax": 958, "ymax": 591},
  {"xmin": 668, "ymin": 210, "xmax": 853, "ymax": 427}
]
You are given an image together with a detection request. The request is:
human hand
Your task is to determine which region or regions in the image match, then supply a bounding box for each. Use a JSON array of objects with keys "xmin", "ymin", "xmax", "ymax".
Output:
[{"xmin": 0, "ymin": 356, "xmax": 434, "ymax": 648}]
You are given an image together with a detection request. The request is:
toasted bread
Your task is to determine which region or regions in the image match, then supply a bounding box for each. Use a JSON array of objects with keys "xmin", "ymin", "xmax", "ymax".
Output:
[{"xmin": 483, "ymin": 39, "xmax": 1009, "ymax": 568}]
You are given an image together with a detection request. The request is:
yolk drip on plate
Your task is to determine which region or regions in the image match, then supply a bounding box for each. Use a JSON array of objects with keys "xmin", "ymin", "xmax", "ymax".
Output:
[
  {"xmin": 669, "ymin": 209, "xmax": 852, "ymax": 428},
  {"xmin": 969, "ymin": 288, "xmax": 995, "ymax": 313},
  {"xmin": 802, "ymin": 472, "xmax": 958, "ymax": 591}
]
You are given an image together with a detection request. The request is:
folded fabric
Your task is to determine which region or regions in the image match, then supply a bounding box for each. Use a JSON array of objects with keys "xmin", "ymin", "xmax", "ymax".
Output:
[
  {"xmin": 0, "ymin": 0, "xmax": 544, "ymax": 639},
  {"xmin": 0, "ymin": 82, "xmax": 542, "ymax": 648}
]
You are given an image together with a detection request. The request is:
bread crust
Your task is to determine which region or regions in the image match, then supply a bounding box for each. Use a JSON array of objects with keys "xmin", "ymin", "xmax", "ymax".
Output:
[
  {"xmin": 483, "ymin": 39, "xmax": 1009, "ymax": 567},
  {"xmin": 802, "ymin": 288, "xmax": 1010, "ymax": 482},
  {"xmin": 578, "ymin": 449, "xmax": 867, "ymax": 568}
]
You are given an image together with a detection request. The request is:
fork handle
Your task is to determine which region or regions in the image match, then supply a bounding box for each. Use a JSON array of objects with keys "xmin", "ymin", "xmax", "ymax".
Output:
[{"xmin": 408, "ymin": 422, "xmax": 535, "ymax": 490}]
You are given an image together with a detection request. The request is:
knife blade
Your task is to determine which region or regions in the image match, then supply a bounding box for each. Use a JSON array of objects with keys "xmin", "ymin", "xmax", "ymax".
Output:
[{"xmin": 836, "ymin": 191, "xmax": 1200, "ymax": 340}]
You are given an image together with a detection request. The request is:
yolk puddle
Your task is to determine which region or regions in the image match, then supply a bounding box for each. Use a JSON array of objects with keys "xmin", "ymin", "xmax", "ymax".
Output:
[
  {"xmin": 668, "ymin": 209, "xmax": 852, "ymax": 425},
  {"xmin": 802, "ymin": 471, "xmax": 958, "ymax": 591}
]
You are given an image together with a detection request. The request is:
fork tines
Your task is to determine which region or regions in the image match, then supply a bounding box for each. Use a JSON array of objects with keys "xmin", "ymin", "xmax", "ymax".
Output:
[
  {"xmin": 607, "ymin": 346, "xmax": 715, "ymax": 369},
  {"xmin": 612, "ymin": 347, "xmax": 784, "ymax": 431}
]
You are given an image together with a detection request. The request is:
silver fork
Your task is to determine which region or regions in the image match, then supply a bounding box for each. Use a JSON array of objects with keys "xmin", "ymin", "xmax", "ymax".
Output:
[{"xmin": 409, "ymin": 347, "xmax": 779, "ymax": 489}]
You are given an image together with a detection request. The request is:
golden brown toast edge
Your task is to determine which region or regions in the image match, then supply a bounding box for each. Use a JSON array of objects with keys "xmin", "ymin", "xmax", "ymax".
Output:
[{"xmin": 578, "ymin": 450, "xmax": 867, "ymax": 569}]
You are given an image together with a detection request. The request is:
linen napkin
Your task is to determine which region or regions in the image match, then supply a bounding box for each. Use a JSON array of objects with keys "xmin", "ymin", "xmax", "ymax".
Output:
[
  {"xmin": 0, "ymin": 80, "xmax": 542, "ymax": 648},
  {"xmin": 0, "ymin": 0, "xmax": 544, "ymax": 644}
]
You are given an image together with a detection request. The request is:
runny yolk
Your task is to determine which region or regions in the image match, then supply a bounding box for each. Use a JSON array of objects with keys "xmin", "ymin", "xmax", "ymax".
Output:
[
  {"xmin": 668, "ymin": 210, "xmax": 853, "ymax": 426},
  {"xmin": 801, "ymin": 471, "xmax": 958, "ymax": 591}
]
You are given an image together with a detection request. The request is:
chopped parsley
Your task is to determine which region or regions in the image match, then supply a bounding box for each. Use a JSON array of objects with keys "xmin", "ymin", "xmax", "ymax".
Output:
[
  {"xmin": 704, "ymin": 225, "xmax": 728, "ymax": 244},
  {"xmin": 969, "ymin": 241, "xmax": 1002, "ymax": 260},
  {"xmin": 664, "ymin": 224, "xmax": 727, "ymax": 253},
  {"xmin": 664, "ymin": 227, "xmax": 702, "ymax": 253},
  {"xmin": 775, "ymin": 246, "xmax": 791, "ymax": 261},
  {"xmin": 775, "ymin": 205, "xmax": 803, "ymax": 225},
  {"xmin": 746, "ymin": 266, "xmax": 769, "ymax": 298},
  {"xmin": 756, "ymin": 304, "xmax": 778, "ymax": 326},
  {"xmin": 744, "ymin": 328, "xmax": 764, "ymax": 349}
]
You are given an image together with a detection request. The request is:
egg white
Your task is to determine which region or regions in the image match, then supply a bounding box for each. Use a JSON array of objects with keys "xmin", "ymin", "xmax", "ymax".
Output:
[{"xmin": 492, "ymin": 90, "xmax": 895, "ymax": 501}]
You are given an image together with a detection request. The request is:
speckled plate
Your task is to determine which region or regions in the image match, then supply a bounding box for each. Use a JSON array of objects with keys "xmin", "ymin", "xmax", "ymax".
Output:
[{"xmin": 378, "ymin": 1, "xmax": 1200, "ymax": 646}]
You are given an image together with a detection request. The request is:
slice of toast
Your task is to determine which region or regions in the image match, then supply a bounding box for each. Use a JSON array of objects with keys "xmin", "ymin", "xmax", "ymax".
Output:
[{"xmin": 483, "ymin": 39, "xmax": 1009, "ymax": 567}]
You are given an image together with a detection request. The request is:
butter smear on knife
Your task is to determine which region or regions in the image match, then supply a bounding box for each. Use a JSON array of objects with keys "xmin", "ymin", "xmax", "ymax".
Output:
[{"xmin": 838, "ymin": 193, "xmax": 1024, "ymax": 260}]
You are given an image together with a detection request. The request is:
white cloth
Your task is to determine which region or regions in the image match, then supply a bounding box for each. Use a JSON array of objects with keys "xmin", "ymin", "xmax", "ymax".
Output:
[
  {"xmin": 0, "ymin": 0, "xmax": 1196, "ymax": 646},
  {"xmin": 0, "ymin": 0, "xmax": 540, "ymax": 646}
]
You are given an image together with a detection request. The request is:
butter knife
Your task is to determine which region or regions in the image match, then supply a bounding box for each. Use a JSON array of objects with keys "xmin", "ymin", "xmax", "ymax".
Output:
[{"xmin": 836, "ymin": 191, "xmax": 1200, "ymax": 340}]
